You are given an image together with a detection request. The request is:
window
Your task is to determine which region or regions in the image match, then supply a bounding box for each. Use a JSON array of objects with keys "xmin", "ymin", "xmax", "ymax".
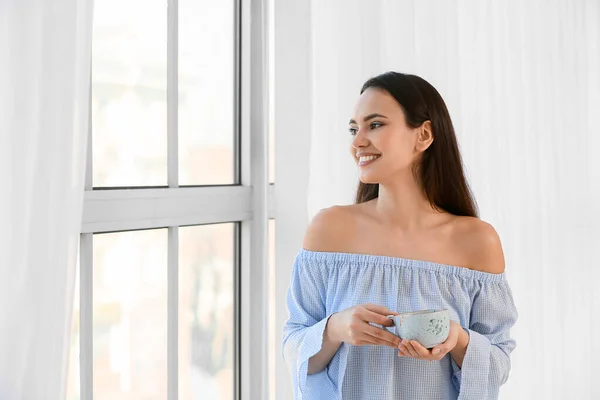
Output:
[
  {"xmin": 68, "ymin": 0, "xmax": 272, "ymax": 398},
  {"xmin": 93, "ymin": 229, "xmax": 170, "ymax": 399},
  {"xmin": 91, "ymin": 0, "xmax": 169, "ymax": 187},
  {"xmin": 178, "ymin": 224, "xmax": 236, "ymax": 399}
]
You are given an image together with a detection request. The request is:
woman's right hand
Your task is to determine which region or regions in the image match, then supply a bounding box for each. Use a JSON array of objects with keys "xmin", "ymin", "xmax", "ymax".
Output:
[{"xmin": 326, "ymin": 304, "xmax": 402, "ymax": 348}]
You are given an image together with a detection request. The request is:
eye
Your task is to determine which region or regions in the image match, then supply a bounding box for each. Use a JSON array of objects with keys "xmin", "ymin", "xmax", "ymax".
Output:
[
  {"xmin": 349, "ymin": 127, "xmax": 358, "ymax": 136},
  {"xmin": 370, "ymin": 121, "xmax": 384, "ymax": 129}
]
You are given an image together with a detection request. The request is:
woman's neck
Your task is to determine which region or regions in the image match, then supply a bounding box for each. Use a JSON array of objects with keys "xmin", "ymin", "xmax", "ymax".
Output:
[{"xmin": 374, "ymin": 174, "xmax": 443, "ymax": 232}]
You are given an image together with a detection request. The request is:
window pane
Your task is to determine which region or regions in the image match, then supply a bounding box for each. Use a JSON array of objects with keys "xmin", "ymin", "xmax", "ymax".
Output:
[
  {"xmin": 178, "ymin": 0, "xmax": 236, "ymax": 185},
  {"xmin": 179, "ymin": 224, "xmax": 236, "ymax": 400},
  {"xmin": 92, "ymin": 0, "xmax": 167, "ymax": 187},
  {"xmin": 94, "ymin": 229, "xmax": 168, "ymax": 400}
]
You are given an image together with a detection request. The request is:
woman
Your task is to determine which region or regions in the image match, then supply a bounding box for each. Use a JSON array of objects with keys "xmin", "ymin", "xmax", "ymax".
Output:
[{"xmin": 282, "ymin": 72, "xmax": 518, "ymax": 400}]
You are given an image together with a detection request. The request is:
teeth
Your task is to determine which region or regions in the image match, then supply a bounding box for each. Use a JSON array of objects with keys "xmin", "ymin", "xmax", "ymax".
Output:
[{"xmin": 359, "ymin": 155, "xmax": 380, "ymax": 163}]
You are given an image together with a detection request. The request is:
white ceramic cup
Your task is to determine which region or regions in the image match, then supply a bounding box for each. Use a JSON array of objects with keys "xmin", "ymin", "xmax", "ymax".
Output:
[{"xmin": 387, "ymin": 309, "xmax": 450, "ymax": 349}]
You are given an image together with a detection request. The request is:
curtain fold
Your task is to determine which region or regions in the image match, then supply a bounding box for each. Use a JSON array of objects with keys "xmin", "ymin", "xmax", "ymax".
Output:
[
  {"xmin": 307, "ymin": 1, "xmax": 600, "ymax": 398},
  {"xmin": 0, "ymin": 1, "xmax": 94, "ymax": 398}
]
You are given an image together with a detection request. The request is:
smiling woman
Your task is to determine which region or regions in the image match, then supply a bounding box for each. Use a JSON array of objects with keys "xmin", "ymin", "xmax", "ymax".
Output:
[
  {"xmin": 282, "ymin": 72, "xmax": 517, "ymax": 400},
  {"xmin": 349, "ymin": 73, "xmax": 477, "ymax": 216}
]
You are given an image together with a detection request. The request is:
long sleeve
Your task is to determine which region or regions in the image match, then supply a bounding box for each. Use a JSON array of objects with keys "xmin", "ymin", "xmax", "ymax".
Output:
[
  {"xmin": 281, "ymin": 254, "xmax": 341, "ymax": 400},
  {"xmin": 451, "ymin": 278, "xmax": 518, "ymax": 400}
]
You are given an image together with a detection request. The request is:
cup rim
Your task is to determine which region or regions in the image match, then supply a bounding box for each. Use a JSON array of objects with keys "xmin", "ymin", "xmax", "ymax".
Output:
[{"xmin": 387, "ymin": 308, "xmax": 448, "ymax": 319}]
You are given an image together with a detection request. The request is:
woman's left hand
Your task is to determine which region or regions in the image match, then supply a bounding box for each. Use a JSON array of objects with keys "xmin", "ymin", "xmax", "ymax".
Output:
[{"xmin": 397, "ymin": 320, "xmax": 462, "ymax": 361}]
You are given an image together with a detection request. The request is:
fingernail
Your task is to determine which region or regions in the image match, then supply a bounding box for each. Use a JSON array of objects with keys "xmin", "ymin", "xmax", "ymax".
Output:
[{"xmin": 433, "ymin": 348, "xmax": 441, "ymax": 355}]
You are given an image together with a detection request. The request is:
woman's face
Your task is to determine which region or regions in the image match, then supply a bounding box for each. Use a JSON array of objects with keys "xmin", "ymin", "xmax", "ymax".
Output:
[{"xmin": 349, "ymin": 87, "xmax": 422, "ymax": 184}]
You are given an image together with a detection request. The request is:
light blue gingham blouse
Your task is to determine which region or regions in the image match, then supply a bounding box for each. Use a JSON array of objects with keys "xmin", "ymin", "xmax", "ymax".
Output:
[{"xmin": 282, "ymin": 249, "xmax": 518, "ymax": 400}]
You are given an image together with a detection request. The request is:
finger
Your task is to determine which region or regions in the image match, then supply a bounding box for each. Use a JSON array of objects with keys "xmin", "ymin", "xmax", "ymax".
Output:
[
  {"xmin": 398, "ymin": 345, "xmax": 409, "ymax": 357},
  {"xmin": 360, "ymin": 308, "xmax": 396, "ymax": 327},
  {"xmin": 402, "ymin": 340, "xmax": 420, "ymax": 358},
  {"xmin": 432, "ymin": 327, "xmax": 457, "ymax": 356},
  {"xmin": 362, "ymin": 304, "xmax": 398, "ymax": 318},
  {"xmin": 430, "ymin": 345, "xmax": 446, "ymax": 358},
  {"xmin": 363, "ymin": 324, "xmax": 401, "ymax": 347},
  {"xmin": 410, "ymin": 341, "xmax": 433, "ymax": 358},
  {"xmin": 357, "ymin": 334, "xmax": 396, "ymax": 348},
  {"xmin": 359, "ymin": 334, "xmax": 396, "ymax": 348}
]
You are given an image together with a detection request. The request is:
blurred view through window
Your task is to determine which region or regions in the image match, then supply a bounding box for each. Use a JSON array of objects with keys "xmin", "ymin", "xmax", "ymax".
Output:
[{"xmin": 66, "ymin": 0, "xmax": 260, "ymax": 399}]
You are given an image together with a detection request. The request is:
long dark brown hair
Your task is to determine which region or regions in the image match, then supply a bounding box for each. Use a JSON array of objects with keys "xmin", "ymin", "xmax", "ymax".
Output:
[{"xmin": 355, "ymin": 72, "xmax": 479, "ymax": 218}]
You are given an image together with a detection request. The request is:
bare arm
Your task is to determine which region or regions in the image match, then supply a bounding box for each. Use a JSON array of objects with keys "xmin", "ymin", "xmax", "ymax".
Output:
[
  {"xmin": 307, "ymin": 315, "xmax": 343, "ymax": 374},
  {"xmin": 449, "ymin": 327, "xmax": 470, "ymax": 368},
  {"xmin": 307, "ymin": 305, "xmax": 401, "ymax": 375}
]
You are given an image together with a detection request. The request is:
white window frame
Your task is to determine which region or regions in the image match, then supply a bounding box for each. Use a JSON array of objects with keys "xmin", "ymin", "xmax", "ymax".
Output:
[{"xmin": 77, "ymin": 0, "xmax": 273, "ymax": 398}]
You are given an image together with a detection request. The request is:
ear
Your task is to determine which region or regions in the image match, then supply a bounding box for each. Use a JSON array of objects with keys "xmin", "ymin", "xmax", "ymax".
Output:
[{"xmin": 415, "ymin": 121, "xmax": 434, "ymax": 152}]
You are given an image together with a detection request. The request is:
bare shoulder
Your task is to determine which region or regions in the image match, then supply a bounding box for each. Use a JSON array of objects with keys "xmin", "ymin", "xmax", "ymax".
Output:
[
  {"xmin": 302, "ymin": 205, "xmax": 360, "ymax": 252},
  {"xmin": 453, "ymin": 216, "xmax": 506, "ymax": 274}
]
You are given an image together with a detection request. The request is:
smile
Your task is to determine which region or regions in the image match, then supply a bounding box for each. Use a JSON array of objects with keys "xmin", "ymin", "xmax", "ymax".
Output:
[{"xmin": 358, "ymin": 155, "xmax": 381, "ymax": 166}]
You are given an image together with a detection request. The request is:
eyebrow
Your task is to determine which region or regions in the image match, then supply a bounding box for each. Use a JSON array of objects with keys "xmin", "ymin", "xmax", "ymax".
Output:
[{"xmin": 349, "ymin": 113, "xmax": 388, "ymax": 125}]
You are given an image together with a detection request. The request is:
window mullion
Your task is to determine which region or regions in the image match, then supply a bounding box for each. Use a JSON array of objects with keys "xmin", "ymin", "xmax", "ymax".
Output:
[
  {"xmin": 80, "ymin": 233, "xmax": 94, "ymax": 400},
  {"xmin": 167, "ymin": 227, "xmax": 179, "ymax": 400},
  {"xmin": 167, "ymin": 0, "xmax": 179, "ymax": 399},
  {"xmin": 82, "ymin": 186, "xmax": 255, "ymax": 233},
  {"xmin": 80, "ymin": 62, "xmax": 93, "ymax": 400},
  {"xmin": 167, "ymin": 0, "xmax": 179, "ymax": 189},
  {"xmin": 85, "ymin": 76, "xmax": 93, "ymax": 191},
  {"xmin": 246, "ymin": 0, "xmax": 271, "ymax": 399}
]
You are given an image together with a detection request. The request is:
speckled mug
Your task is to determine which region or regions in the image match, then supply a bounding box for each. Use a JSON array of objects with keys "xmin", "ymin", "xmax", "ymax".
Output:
[{"xmin": 387, "ymin": 309, "xmax": 450, "ymax": 349}]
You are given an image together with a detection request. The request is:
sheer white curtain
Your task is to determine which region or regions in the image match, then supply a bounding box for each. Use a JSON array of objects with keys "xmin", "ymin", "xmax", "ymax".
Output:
[
  {"xmin": 307, "ymin": 0, "xmax": 600, "ymax": 398},
  {"xmin": 0, "ymin": 1, "xmax": 93, "ymax": 399}
]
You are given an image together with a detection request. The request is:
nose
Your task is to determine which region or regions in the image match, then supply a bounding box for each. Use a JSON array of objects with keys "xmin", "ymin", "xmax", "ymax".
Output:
[{"xmin": 351, "ymin": 130, "xmax": 369, "ymax": 149}]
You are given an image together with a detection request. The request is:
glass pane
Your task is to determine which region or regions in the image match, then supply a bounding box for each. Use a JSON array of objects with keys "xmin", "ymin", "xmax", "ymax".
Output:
[
  {"xmin": 94, "ymin": 229, "xmax": 168, "ymax": 400},
  {"xmin": 92, "ymin": 0, "xmax": 167, "ymax": 187},
  {"xmin": 66, "ymin": 255, "xmax": 81, "ymax": 400},
  {"xmin": 179, "ymin": 224, "xmax": 236, "ymax": 399},
  {"xmin": 179, "ymin": 0, "xmax": 236, "ymax": 185}
]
